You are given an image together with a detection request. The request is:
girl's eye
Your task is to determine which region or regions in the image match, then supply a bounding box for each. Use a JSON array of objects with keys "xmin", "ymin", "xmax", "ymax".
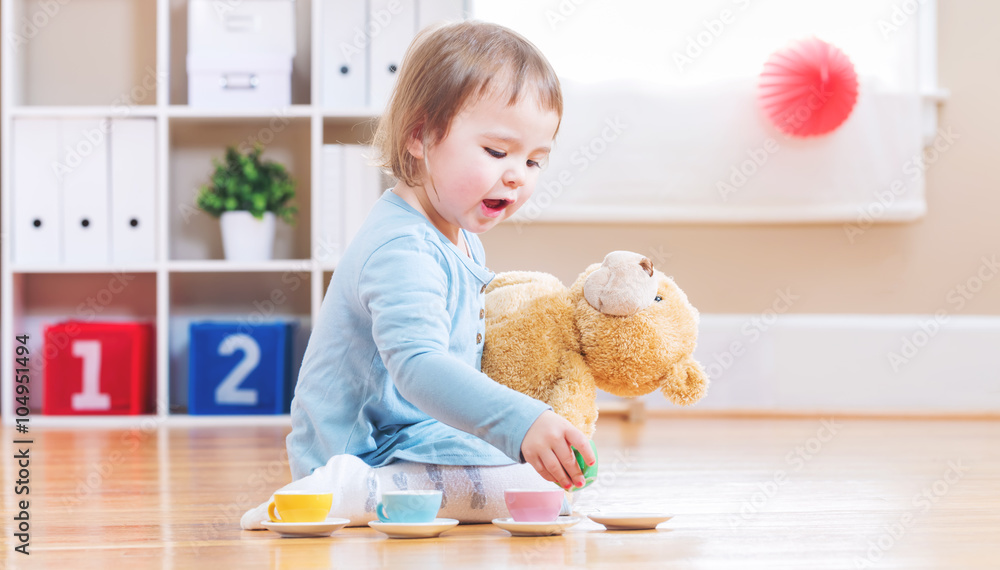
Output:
[
  {"xmin": 484, "ymin": 147, "xmax": 506, "ymax": 158},
  {"xmin": 527, "ymin": 159, "xmax": 540, "ymax": 168}
]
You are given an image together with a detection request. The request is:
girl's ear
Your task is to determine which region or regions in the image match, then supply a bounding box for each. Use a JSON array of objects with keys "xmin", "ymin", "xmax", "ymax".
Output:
[{"xmin": 406, "ymin": 123, "xmax": 425, "ymax": 160}]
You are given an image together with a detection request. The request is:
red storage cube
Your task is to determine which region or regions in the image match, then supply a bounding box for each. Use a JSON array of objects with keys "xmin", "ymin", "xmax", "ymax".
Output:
[{"xmin": 42, "ymin": 321, "xmax": 154, "ymax": 415}]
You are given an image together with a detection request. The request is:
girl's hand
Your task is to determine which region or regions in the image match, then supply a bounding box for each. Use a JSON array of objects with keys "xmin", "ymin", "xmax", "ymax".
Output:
[{"xmin": 520, "ymin": 410, "xmax": 597, "ymax": 490}]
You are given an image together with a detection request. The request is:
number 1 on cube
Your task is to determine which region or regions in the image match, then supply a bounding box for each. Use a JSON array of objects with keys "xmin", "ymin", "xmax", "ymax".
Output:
[{"xmin": 71, "ymin": 340, "xmax": 111, "ymax": 411}]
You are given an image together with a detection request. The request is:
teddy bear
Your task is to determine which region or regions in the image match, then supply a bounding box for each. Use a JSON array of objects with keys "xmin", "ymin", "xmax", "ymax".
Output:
[{"xmin": 481, "ymin": 251, "xmax": 708, "ymax": 437}]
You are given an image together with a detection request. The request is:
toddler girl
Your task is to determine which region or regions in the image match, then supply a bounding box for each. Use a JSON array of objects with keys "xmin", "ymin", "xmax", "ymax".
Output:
[{"xmin": 242, "ymin": 20, "xmax": 594, "ymax": 529}]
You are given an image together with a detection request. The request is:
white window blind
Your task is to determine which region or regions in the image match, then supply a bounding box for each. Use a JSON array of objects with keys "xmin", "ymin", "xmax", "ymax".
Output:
[{"xmin": 473, "ymin": 0, "xmax": 943, "ymax": 224}]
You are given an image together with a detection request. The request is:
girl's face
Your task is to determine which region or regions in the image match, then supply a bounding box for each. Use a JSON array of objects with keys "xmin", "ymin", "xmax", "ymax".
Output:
[{"xmin": 407, "ymin": 91, "xmax": 560, "ymax": 242}]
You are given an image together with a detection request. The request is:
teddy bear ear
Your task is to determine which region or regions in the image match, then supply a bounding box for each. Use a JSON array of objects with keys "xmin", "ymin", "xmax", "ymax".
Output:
[{"xmin": 660, "ymin": 355, "xmax": 709, "ymax": 406}]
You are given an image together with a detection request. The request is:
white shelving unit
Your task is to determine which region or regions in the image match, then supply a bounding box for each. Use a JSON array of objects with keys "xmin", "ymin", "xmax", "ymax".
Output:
[{"xmin": 0, "ymin": 0, "xmax": 463, "ymax": 426}]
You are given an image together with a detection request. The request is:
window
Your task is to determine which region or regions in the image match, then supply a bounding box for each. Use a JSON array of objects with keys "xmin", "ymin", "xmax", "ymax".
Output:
[{"xmin": 473, "ymin": 0, "xmax": 944, "ymax": 224}]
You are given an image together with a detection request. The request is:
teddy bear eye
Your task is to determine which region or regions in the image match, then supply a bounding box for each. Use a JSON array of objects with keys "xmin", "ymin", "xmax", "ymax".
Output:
[{"xmin": 654, "ymin": 295, "xmax": 662, "ymax": 302}]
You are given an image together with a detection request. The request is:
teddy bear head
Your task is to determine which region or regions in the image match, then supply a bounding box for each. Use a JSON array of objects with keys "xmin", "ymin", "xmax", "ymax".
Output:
[{"xmin": 569, "ymin": 251, "xmax": 708, "ymax": 406}]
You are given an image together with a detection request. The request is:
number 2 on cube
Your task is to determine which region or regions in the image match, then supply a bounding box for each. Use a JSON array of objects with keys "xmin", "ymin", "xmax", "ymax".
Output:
[{"xmin": 214, "ymin": 333, "xmax": 261, "ymax": 406}]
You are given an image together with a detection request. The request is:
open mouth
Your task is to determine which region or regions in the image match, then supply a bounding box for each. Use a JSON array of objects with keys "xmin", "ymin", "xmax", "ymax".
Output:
[
  {"xmin": 483, "ymin": 198, "xmax": 511, "ymax": 209},
  {"xmin": 482, "ymin": 198, "xmax": 512, "ymax": 215}
]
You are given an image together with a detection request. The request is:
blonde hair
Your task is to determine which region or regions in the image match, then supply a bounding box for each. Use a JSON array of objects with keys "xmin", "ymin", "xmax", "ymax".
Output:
[{"xmin": 373, "ymin": 20, "xmax": 562, "ymax": 187}]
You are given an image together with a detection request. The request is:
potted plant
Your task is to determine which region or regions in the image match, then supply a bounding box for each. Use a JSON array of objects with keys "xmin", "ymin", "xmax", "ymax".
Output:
[{"xmin": 196, "ymin": 144, "xmax": 297, "ymax": 261}]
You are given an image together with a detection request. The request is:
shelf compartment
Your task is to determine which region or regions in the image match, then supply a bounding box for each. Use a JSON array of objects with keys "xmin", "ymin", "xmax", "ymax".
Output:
[
  {"xmin": 168, "ymin": 117, "xmax": 312, "ymax": 262},
  {"xmin": 168, "ymin": 0, "xmax": 312, "ymax": 106},
  {"xmin": 11, "ymin": 272, "xmax": 159, "ymax": 415},
  {"xmin": 167, "ymin": 271, "xmax": 311, "ymax": 414},
  {"xmin": 10, "ymin": 0, "xmax": 158, "ymax": 106}
]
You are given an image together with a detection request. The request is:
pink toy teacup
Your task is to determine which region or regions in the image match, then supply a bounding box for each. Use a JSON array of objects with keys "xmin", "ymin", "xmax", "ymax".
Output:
[{"xmin": 504, "ymin": 489, "xmax": 564, "ymax": 522}]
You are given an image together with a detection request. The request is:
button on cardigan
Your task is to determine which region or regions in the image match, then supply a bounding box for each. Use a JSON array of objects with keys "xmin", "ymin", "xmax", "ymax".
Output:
[{"xmin": 286, "ymin": 190, "xmax": 551, "ymax": 479}]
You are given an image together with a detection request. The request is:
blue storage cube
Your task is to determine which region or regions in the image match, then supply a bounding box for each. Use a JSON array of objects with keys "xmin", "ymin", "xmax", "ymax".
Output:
[{"xmin": 188, "ymin": 321, "xmax": 295, "ymax": 415}]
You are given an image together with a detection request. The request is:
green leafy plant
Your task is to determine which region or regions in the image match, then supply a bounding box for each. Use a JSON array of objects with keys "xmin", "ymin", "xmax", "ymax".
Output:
[{"xmin": 196, "ymin": 144, "xmax": 297, "ymax": 224}]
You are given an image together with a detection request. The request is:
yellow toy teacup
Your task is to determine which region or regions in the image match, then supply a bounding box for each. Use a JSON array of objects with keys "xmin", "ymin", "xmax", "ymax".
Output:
[{"xmin": 267, "ymin": 491, "xmax": 333, "ymax": 523}]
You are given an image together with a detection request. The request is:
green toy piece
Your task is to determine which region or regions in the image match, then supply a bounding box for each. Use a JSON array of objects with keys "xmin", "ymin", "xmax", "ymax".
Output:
[{"xmin": 568, "ymin": 440, "xmax": 598, "ymax": 491}]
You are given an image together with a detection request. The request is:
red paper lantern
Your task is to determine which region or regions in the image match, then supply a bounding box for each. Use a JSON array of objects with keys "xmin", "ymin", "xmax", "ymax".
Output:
[{"xmin": 758, "ymin": 37, "xmax": 859, "ymax": 137}]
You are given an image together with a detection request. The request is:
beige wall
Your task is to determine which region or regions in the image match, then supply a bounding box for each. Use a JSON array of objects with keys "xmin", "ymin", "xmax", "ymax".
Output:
[
  {"xmin": 483, "ymin": 0, "xmax": 1000, "ymax": 315},
  {"xmin": 19, "ymin": 0, "xmax": 158, "ymax": 106}
]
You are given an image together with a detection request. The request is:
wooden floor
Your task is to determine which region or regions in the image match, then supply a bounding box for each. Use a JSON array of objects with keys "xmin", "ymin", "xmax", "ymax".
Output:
[{"xmin": 2, "ymin": 416, "xmax": 999, "ymax": 569}]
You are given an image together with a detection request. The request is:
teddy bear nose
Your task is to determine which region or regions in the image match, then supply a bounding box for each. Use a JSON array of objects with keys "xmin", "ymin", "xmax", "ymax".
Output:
[{"xmin": 583, "ymin": 251, "xmax": 659, "ymax": 316}]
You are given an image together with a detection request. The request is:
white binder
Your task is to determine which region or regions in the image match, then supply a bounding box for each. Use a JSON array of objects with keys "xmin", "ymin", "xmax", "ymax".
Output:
[
  {"xmin": 318, "ymin": 144, "xmax": 344, "ymax": 266},
  {"xmin": 322, "ymin": 0, "xmax": 368, "ymax": 110},
  {"xmin": 110, "ymin": 119, "xmax": 157, "ymax": 265},
  {"xmin": 61, "ymin": 119, "xmax": 111, "ymax": 266},
  {"xmin": 416, "ymin": 0, "xmax": 465, "ymax": 30},
  {"xmin": 11, "ymin": 119, "xmax": 62, "ymax": 266},
  {"xmin": 368, "ymin": 0, "xmax": 416, "ymax": 113},
  {"xmin": 342, "ymin": 145, "xmax": 383, "ymax": 247}
]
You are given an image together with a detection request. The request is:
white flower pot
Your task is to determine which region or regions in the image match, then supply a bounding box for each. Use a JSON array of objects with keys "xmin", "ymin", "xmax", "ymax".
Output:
[{"xmin": 220, "ymin": 211, "xmax": 276, "ymax": 261}]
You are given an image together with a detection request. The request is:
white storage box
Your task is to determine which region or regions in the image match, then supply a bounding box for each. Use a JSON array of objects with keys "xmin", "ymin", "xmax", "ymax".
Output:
[
  {"xmin": 188, "ymin": 0, "xmax": 296, "ymax": 55},
  {"xmin": 188, "ymin": 53, "xmax": 292, "ymax": 108}
]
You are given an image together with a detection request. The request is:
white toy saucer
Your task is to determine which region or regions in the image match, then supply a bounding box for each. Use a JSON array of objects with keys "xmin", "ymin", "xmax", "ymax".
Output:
[
  {"xmin": 368, "ymin": 518, "xmax": 459, "ymax": 539},
  {"xmin": 491, "ymin": 516, "xmax": 581, "ymax": 537},
  {"xmin": 260, "ymin": 518, "xmax": 350, "ymax": 538},
  {"xmin": 586, "ymin": 512, "xmax": 674, "ymax": 530}
]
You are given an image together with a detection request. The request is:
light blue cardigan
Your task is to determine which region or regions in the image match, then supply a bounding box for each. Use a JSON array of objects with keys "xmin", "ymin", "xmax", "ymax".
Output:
[{"xmin": 286, "ymin": 190, "xmax": 551, "ymax": 479}]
